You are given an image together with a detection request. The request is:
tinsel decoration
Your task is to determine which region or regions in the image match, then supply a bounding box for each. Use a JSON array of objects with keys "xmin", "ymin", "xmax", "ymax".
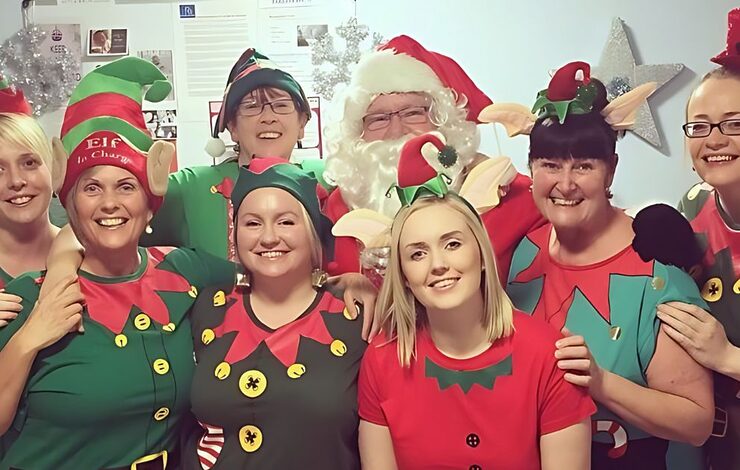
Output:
[
  {"xmin": 311, "ymin": 17, "xmax": 383, "ymax": 100},
  {"xmin": 593, "ymin": 18, "xmax": 684, "ymax": 150},
  {"xmin": 0, "ymin": 25, "xmax": 77, "ymax": 116}
]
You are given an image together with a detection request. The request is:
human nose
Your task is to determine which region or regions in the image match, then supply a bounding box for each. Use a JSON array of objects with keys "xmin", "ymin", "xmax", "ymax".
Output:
[
  {"xmin": 704, "ymin": 125, "xmax": 730, "ymax": 150},
  {"xmin": 259, "ymin": 223, "xmax": 280, "ymax": 247},
  {"xmin": 382, "ymin": 113, "xmax": 407, "ymax": 140},
  {"xmin": 429, "ymin": 248, "xmax": 449, "ymax": 276},
  {"xmin": 5, "ymin": 167, "xmax": 26, "ymax": 190},
  {"xmin": 259, "ymin": 103, "xmax": 278, "ymax": 123},
  {"xmin": 99, "ymin": 189, "xmax": 121, "ymax": 212},
  {"xmin": 554, "ymin": 168, "xmax": 578, "ymax": 194}
]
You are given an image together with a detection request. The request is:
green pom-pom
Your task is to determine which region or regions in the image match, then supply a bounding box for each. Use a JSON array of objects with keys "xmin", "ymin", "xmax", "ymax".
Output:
[{"xmin": 438, "ymin": 146, "xmax": 458, "ymax": 168}]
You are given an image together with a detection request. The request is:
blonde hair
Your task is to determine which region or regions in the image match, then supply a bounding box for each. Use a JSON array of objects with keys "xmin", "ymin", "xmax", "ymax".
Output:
[
  {"xmin": 299, "ymin": 203, "xmax": 323, "ymax": 269},
  {"xmin": 0, "ymin": 113, "xmax": 53, "ymax": 168},
  {"xmin": 376, "ymin": 194, "xmax": 514, "ymax": 366}
]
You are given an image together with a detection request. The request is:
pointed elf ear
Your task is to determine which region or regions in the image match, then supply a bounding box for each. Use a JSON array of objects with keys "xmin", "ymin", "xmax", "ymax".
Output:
[
  {"xmin": 478, "ymin": 103, "xmax": 536, "ymax": 137},
  {"xmin": 459, "ymin": 156, "xmax": 518, "ymax": 213},
  {"xmin": 332, "ymin": 208, "xmax": 393, "ymax": 249},
  {"xmin": 147, "ymin": 140, "xmax": 174, "ymax": 196},
  {"xmin": 601, "ymin": 82, "xmax": 657, "ymax": 130},
  {"xmin": 51, "ymin": 137, "xmax": 69, "ymax": 196}
]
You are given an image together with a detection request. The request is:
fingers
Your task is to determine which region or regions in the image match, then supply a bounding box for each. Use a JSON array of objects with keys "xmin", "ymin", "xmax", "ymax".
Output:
[
  {"xmin": 0, "ymin": 300, "xmax": 23, "ymax": 313},
  {"xmin": 64, "ymin": 313, "xmax": 83, "ymax": 332},
  {"xmin": 656, "ymin": 310, "xmax": 696, "ymax": 340},
  {"xmin": 563, "ymin": 372, "xmax": 591, "ymax": 388},
  {"xmin": 554, "ymin": 345, "xmax": 589, "ymax": 360},
  {"xmin": 657, "ymin": 303, "xmax": 701, "ymax": 332},
  {"xmin": 46, "ymin": 274, "xmax": 78, "ymax": 298},
  {"xmin": 661, "ymin": 322, "xmax": 693, "ymax": 350},
  {"xmin": 0, "ymin": 291, "xmax": 23, "ymax": 304},
  {"xmin": 663, "ymin": 301, "xmax": 712, "ymax": 322},
  {"xmin": 0, "ymin": 319, "xmax": 8, "ymax": 328},
  {"xmin": 0, "ymin": 310, "xmax": 19, "ymax": 322},
  {"xmin": 557, "ymin": 359, "xmax": 592, "ymax": 371},
  {"xmin": 555, "ymin": 334, "xmax": 585, "ymax": 349}
]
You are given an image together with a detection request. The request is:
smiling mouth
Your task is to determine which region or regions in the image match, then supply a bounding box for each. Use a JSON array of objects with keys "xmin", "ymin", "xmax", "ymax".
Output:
[
  {"xmin": 258, "ymin": 132, "xmax": 282, "ymax": 140},
  {"xmin": 96, "ymin": 217, "xmax": 128, "ymax": 228},
  {"xmin": 257, "ymin": 250, "xmax": 288, "ymax": 259},
  {"xmin": 428, "ymin": 277, "xmax": 460, "ymax": 289},
  {"xmin": 702, "ymin": 154, "xmax": 738, "ymax": 163},
  {"xmin": 6, "ymin": 195, "xmax": 34, "ymax": 206},
  {"xmin": 549, "ymin": 197, "xmax": 583, "ymax": 206}
]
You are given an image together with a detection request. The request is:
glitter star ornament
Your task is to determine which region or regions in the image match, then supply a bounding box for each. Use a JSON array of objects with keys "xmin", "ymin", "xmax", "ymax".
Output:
[
  {"xmin": 311, "ymin": 17, "xmax": 383, "ymax": 100},
  {"xmin": 593, "ymin": 17, "xmax": 684, "ymax": 150}
]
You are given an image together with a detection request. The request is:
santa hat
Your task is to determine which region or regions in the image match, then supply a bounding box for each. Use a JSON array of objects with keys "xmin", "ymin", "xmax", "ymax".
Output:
[
  {"xmin": 205, "ymin": 48, "xmax": 311, "ymax": 158},
  {"xmin": 0, "ymin": 75, "xmax": 32, "ymax": 115},
  {"xmin": 712, "ymin": 8, "xmax": 740, "ymax": 68},
  {"xmin": 531, "ymin": 61, "xmax": 597, "ymax": 124},
  {"xmin": 231, "ymin": 157, "xmax": 335, "ymax": 261},
  {"xmin": 57, "ymin": 56, "xmax": 172, "ymax": 211},
  {"xmin": 391, "ymin": 131, "xmax": 458, "ymax": 206},
  {"xmin": 350, "ymin": 35, "xmax": 492, "ymax": 123}
]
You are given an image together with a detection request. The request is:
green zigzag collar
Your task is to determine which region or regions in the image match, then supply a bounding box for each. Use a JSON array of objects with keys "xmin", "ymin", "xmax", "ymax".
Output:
[
  {"xmin": 425, "ymin": 353, "xmax": 513, "ymax": 394},
  {"xmin": 531, "ymin": 82, "xmax": 598, "ymax": 124},
  {"xmin": 388, "ymin": 173, "xmax": 450, "ymax": 207}
]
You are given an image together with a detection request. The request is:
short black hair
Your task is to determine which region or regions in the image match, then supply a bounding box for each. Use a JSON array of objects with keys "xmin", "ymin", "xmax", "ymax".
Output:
[{"xmin": 529, "ymin": 79, "xmax": 617, "ymax": 162}]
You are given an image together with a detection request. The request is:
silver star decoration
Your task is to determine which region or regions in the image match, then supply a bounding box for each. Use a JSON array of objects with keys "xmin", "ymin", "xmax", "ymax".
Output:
[{"xmin": 593, "ymin": 17, "xmax": 684, "ymax": 150}]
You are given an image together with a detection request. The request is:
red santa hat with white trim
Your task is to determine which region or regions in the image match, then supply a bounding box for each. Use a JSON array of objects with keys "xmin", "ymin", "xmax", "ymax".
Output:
[
  {"xmin": 349, "ymin": 35, "xmax": 492, "ymax": 123},
  {"xmin": 0, "ymin": 75, "xmax": 32, "ymax": 115}
]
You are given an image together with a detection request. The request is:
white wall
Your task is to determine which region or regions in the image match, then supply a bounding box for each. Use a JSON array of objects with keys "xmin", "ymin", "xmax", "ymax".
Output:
[{"xmin": 1, "ymin": 0, "xmax": 735, "ymax": 208}]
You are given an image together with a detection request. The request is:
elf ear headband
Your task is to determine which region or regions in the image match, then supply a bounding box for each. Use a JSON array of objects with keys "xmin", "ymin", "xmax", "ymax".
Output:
[{"xmin": 478, "ymin": 61, "xmax": 657, "ymax": 136}]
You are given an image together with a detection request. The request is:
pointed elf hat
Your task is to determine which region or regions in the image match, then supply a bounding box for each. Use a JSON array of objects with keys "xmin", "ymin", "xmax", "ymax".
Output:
[
  {"xmin": 352, "ymin": 35, "xmax": 492, "ymax": 124},
  {"xmin": 712, "ymin": 8, "xmax": 740, "ymax": 68},
  {"xmin": 479, "ymin": 61, "xmax": 657, "ymax": 135},
  {"xmin": 0, "ymin": 74, "xmax": 32, "ymax": 115},
  {"xmin": 54, "ymin": 56, "xmax": 173, "ymax": 211},
  {"xmin": 205, "ymin": 48, "xmax": 311, "ymax": 158}
]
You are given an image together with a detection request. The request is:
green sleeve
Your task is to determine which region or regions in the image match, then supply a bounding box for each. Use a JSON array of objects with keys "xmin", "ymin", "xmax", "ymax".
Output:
[
  {"xmin": 161, "ymin": 248, "xmax": 236, "ymax": 291},
  {"xmin": 140, "ymin": 172, "xmax": 188, "ymax": 248},
  {"xmin": 0, "ymin": 275, "xmax": 40, "ymax": 350},
  {"xmin": 636, "ymin": 262, "xmax": 708, "ymax": 372}
]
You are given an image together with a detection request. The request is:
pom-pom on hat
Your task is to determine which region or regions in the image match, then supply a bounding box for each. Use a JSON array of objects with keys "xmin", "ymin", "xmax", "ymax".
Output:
[
  {"xmin": 351, "ymin": 35, "xmax": 492, "ymax": 124},
  {"xmin": 712, "ymin": 8, "xmax": 740, "ymax": 69},
  {"xmin": 55, "ymin": 56, "xmax": 173, "ymax": 211},
  {"xmin": 206, "ymin": 48, "xmax": 311, "ymax": 158},
  {"xmin": 230, "ymin": 157, "xmax": 335, "ymax": 260},
  {"xmin": 0, "ymin": 74, "xmax": 32, "ymax": 115}
]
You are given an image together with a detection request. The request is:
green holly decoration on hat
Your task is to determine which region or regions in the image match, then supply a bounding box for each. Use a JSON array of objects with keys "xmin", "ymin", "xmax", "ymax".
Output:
[{"xmin": 531, "ymin": 61, "xmax": 597, "ymax": 124}]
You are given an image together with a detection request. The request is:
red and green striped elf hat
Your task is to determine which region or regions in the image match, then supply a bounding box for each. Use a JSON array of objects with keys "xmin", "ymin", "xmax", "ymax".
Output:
[
  {"xmin": 57, "ymin": 56, "xmax": 171, "ymax": 210},
  {"xmin": 0, "ymin": 74, "xmax": 32, "ymax": 115},
  {"xmin": 206, "ymin": 48, "xmax": 310, "ymax": 158}
]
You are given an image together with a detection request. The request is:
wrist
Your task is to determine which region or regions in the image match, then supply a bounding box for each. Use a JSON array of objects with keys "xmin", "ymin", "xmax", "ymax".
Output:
[
  {"xmin": 718, "ymin": 344, "xmax": 740, "ymax": 378},
  {"xmin": 11, "ymin": 326, "xmax": 42, "ymax": 355},
  {"xmin": 589, "ymin": 367, "xmax": 611, "ymax": 403}
]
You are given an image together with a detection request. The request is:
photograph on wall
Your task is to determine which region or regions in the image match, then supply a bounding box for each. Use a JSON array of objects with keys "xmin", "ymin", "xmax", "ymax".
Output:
[
  {"xmin": 137, "ymin": 50, "xmax": 176, "ymax": 101},
  {"xmin": 296, "ymin": 24, "xmax": 328, "ymax": 47},
  {"xmin": 38, "ymin": 24, "xmax": 82, "ymax": 82},
  {"xmin": 87, "ymin": 28, "xmax": 128, "ymax": 56},
  {"xmin": 144, "ymin": 109, "xmax": 177, "ymax": 140}
]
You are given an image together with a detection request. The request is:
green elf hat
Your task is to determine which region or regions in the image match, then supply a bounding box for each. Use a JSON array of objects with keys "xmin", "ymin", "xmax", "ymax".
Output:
[
  {"xmin": 205, "ymin": 48, "xmax": 311, "ymax": 158},
  {"xmin": 55, "ymin": 56, "xmax": 173, "ymax": 211},
  {"xmin": 231, "ymin": 157, "xmax": 335, "ymax": 262},
  {"xmin": 0, "ymin": 74, "xmax": 32, "ymax": 115},
  {"xmin": 531, "ymin": 61, "xmax": 597, "ymax": 124},
  {"xmin": 388, "ymin": 131, "xmax": 458, "ymax": 207}
]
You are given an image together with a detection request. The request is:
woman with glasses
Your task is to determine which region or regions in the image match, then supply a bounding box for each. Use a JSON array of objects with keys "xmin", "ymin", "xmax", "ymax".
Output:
[{"xmin": 656, "ymin": 9, "xmax": 740, "ymax": 469}]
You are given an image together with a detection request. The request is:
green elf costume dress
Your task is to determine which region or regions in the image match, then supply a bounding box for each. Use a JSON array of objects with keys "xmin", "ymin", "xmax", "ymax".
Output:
[
  {"xmin": 353, "ymin": 133, "xmax": 596, "ymax": 470},
  {"xmin": 676, "ymin": 9, "xmax": 740, "ymax": 468},
  {"xmin": 0, "ymin": 76, "xmax": 46, "ymax": 286},
  {"xmin": 0, "ymin": 57, "xmax": 233, "ymax": 470},
  {"xmin": 141, "ymin": 49, "xmax": 316, "ymax": 262},
  {"xmin": 182, "ymin": 158, "xmax": 366, "ymax": 469},
  {"xmin": 483, "ymin": 62, "xmax": 709, "ymax": 469}
]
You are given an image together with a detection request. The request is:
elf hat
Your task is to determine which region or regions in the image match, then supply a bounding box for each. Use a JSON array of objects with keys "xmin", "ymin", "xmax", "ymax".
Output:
[
  {"xmin": 350, "ymin": 35, "xmax": 492, "ymax": 123},
  {"xmin": 54, "ymin": 56, "xmax": 173, "ymax": 212},
  {"xmin": 712, "ymin": 8, "xmax": 740, "ymax": 68},
  {"xmin": 0, "ymin": 75, "xmax": 32, "ymax": 115},
  {"xmin": 231, "ymin": 157, "xmax": 335, "ymax": 261},
  {"xmin": 206, "ymin": 48, "xmax": 311, "ymax": 158},
  {"xmin": 389, "ymin": 131, "xmax": 458, "ymax": 206}
]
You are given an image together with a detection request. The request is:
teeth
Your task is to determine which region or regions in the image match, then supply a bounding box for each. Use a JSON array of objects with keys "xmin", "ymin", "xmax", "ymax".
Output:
[
  {"xmin": 9, "ymin": 196, "xmax": 31, "ymax": 205},
  {"xmin": 260, "ymin": 251, "xmax": 286, "ymax": 259},
  {"xmin": 258, "ymin": 132, "xmax": 281, "ymax": 139},
  {"xmin": 97, "ymin": 218, "xmax": 126, "ymax": 227},
  {"xmin": 705, "ymin": 155, "xmax": 738, "ymax": 162},
  {"xmin": 431, "ymin": 278, "xmax": 457, "ymax": 288},
  {"xmin": 550, "ymin": 197, "xmax": 581, "ymax": 206}
]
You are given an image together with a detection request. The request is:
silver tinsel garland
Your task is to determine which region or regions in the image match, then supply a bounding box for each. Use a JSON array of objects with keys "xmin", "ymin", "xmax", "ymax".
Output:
[
  {"xmin": 0, "ymin": 25, "xmax": 77, "ymax": 116},
  {"xmin": 311, "ymin": 17, "xmax": 382, "ymax": 100}
]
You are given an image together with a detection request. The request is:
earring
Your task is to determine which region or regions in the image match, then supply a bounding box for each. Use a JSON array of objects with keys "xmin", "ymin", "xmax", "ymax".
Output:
[
  {"xmin": 233, "ymin": 142, "xmax": 241, "ymax": 155},
  {"xmin": 145, "ymin": 224, "xmax": 153, "ymax": 234},
  {"xmin": 311, "ymin": 268, "xmax": 328, "ymax": 289},
  {"xmin": 605, "ymin": 187, "xmax": 614, "ymax": 199},
  {"xmin": 235, "ymin": 265, "xmax": 250, "ymax": 289},
  {"xmin": 528, "ymin": 184, "xmax": 533, "ymax": 193}
]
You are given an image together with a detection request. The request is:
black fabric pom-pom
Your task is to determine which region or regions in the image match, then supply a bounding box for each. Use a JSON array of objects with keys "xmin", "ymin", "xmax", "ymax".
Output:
[
  {"xmin": 631, "ymin": 203, "xmax": 703, "ymax": 273},
  {"xmin": 437, "ymin": 145, "xmax": 458, "ymax": 168}
]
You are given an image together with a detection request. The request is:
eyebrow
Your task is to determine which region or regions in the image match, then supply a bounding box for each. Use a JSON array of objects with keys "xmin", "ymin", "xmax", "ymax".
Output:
[
  {"xmin": 691, "ymin": 111, "xmax": 740, "ymax": 119},
  {"xmin": 241, "ymin": 210, "xmax": 298, "ymax": 218},
  {"xmin": 403, "ymin": 230, "xmax": 464, "ymax": 249}
]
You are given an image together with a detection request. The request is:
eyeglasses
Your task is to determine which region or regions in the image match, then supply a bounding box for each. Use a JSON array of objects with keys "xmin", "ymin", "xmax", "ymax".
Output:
[
  {"xmin": 362, "ymin": 106, "xmax": 430, "ymax": 131},
  {"xmin": 683, "ymin": 119, "xmax": 740, "ymax": 138},
  {"xmin": 237, "ymin": 98, "xmax": 296, "ymax": 117}
]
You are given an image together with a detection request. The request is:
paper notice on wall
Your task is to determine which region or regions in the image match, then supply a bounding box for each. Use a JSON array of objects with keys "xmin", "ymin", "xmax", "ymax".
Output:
[{"xmin": 38, "ymin": 24, "xmax": 82, "ymax": 83}]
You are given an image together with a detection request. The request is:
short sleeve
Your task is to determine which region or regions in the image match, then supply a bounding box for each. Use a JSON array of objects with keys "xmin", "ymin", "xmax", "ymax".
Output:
[
  {"xmin": 140, "ymin": 172, "xmax": 187, "ymax": 248},
  {"xmin": 537, "ymin": 329, "xmax": 596, "ymax": 435},
  {"xmin": 0, "ymin": 275, "xmax": 41, "ymax": 350},
  {"xmin": 358, "ymin": 344, "xmax": 387, "ymax": 426},
  {"xmin": 159, "ymin": 248, "xmax": 236, "ymax": 291}
]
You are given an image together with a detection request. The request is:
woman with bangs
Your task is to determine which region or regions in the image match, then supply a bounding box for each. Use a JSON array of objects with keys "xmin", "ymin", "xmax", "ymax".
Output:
[
  {"xmin": 357, "ymin": 134, "xmax": 594, "ymax": 470},
  {"xmin": 486, "ymin": 62, "xmax": 714, "ymax": 468}
]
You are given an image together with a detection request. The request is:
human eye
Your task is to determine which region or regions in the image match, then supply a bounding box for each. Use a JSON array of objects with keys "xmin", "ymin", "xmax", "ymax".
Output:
[
  {"xmin": 83, "ymin": 183, "xmax": 101, "ymax": 193},
  {"xmin": 364, "ymin": 113, "xmax": 389, "ymax": 126},
  {"xmin": 538, "ymin": 160, "xmax": 559, "ymax": 170},
  {"xmin": 574, "ymin": 161, "xmax": 593, "ymax": 171},
  {"xmin": 686, "ymin": 122, "xmax": 710, "ymax": 136},
  {"xmin": 410, "ymin": 250, "xmax": 426, "ymax": 261},
  {"xmin": 272, "ymin": 100, "xmax": 293, "ymax": 111},
  {"xmin": 244, "ymin": 219, "xmax": 261, "ymax": 227},
  {"xmin": 445, "ymin": 240, "xmax": 462, "ymax": 250},
  {"xmin": 22, "ymin": 157, "xmax": 40, "ymax": 168},
  {"xmin": 278, "ymin": 217, "xmax": 296, "ymax": 226},
  {"xmin": 401, "ymin": 106, "xmax": 427, "ymax": 117},
  {"xmin": 722, "ymin": 119, "xmax": 740, "ymax": 134}
]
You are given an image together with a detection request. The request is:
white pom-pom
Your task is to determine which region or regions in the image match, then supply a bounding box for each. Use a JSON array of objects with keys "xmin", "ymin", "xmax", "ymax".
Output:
[{"xmin": 205, "ymin": 137, "xmax": 226, "ymax": 158}]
